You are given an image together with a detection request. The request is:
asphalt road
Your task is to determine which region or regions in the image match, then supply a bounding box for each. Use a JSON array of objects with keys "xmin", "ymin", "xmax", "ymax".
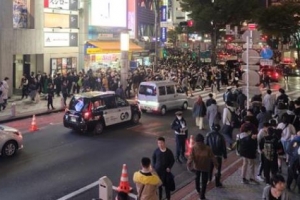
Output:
[
  {"xmin": 1, "ymin": 77, "xmax": 300, "ymax": 200},
  {"xmin": 0, "ymin": 110, "xmax": 201, "ymax": 200}
]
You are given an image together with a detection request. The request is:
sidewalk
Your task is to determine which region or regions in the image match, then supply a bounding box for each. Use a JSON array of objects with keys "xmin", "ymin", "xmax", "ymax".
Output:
[
  {"xmin": 0, "ymin": 95, "xmax": 66, "ymax": 123},
  {"xmin": 173, "ymin": 156, "xmax": 300, "ymax": 200}
]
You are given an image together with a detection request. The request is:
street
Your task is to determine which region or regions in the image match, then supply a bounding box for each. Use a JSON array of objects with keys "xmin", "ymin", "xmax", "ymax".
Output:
[{"xmin": 0, "ymin": 77, "xmax": 300, "ymax": 200}]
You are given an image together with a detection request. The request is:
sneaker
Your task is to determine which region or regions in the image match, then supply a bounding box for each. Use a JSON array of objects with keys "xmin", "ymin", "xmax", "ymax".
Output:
[
  {"xmin": 241, "ymin": 178, "xmax": 249, "ymax": 184},
  {"xmin": 249, "ymin": 178, "xmax": 260, "ymax": 184},
  {"xmin": 256, "ymin": 175, "xmax": 264, "ymax": 182}
]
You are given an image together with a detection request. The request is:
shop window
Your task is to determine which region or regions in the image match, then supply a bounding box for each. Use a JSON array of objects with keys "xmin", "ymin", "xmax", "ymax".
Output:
[{"xmin": 159, "ymin": 86, "xmax": 166, "ymax": 96}]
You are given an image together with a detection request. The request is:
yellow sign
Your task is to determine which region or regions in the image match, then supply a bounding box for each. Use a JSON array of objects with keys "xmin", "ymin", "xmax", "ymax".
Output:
[
  {"xmin": 44, "ymin": 13, "xmax": 69, "ymax": 28},
  {"xmin": 86, "ymin": 48, "xmax": 121, "ymax": 54}
]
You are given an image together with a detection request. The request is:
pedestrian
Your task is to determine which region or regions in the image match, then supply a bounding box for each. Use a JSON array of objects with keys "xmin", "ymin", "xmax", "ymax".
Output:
[
  {"xmin": 205, "ymin": 93, "xmax": 216, "ymax": 107},
  {"xmin": 206, "ymin": 100, "xmax": 219, "ymax": 130},
  {"xmin": 133, "ymin": 157, "xmax": 162, "ymax": 200},
  {"xmin": 47, "ymin": 83, "xmax": 55, "ymax": 110},
  {"xmin": 263, "ymin": 90, "xmax": 276, "ymax": 114},
  {"xmin": 205, "ymin": 124, "xmax": 227, "ymax": 187},
  {"xmin": 0, "ymin": 82, "xmax": 4, "ymax": 111},
  {"xmin": 237, "ymin": 124, "xmax": 259, "ymax": 184},
  {"xmin": 192, "ymin": 96, "xmax": 207, "ymax": 130},
  {"xmin": 275, "ymin": 88, "xmax": 289, "ymax": 123},
  {"xmin": 286, "ymin": 131, "xmax": 300, "ymax": 191},
  {"xmin": 152, "ymin": 137, "xmax": 175, "ymax": 200},
  {"xmin": 187, "ymin": 133, "xmax": 218, "ymax": 200},
  {"xmin": 61, "ymin": 81, "xmax": 68, "ymax": 106},
  {"xmin": 257, "ymin": 106, "xmax": 272, "ymax": 131},
  {"xmin": 221, "ymin": 101, "xmax": 235, "ymax": 150},
  {"xmin": 116, "ymin": 85, "xmax": 125, "ymax": 99},
  {"xmin": 259, "ymin": 127, "xmax": 280, "ymax": 184},
  {"xmin": 257, "ymin": 122, "xmax": 270, "ymax": 182},
  {"xmin": 19, "ymin": 74, "xmax": 28, "ymax": 99},
  {"xmin": 277, "ymin": 113, "xmax": 296, "ymax": 165},
  {"xmin": 171, "ymin": 111, "xmax": 188, "ymax": 163},
  {"xmin": 1, "ymin": 77, "xmax": 9, "ymax": 109},
  {"xmin": 262, "ymin": 174, "xmax": 290, "ymax": 200}
]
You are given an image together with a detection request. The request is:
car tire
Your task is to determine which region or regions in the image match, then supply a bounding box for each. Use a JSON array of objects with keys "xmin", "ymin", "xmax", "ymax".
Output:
[
  {"xmin": 182, "ymin": 102, "xmax": 188, "ymax": 110},
  {"xmin": 160, "ymin": 106, "xmax": 167, "ymax": 116},
  {"xmin": 93, "ymin": 122, "xmax": 104, "ymax": 135},
  {"xmin": 141, "ymin": 109, "xmax": 147, "ymax": 113},
  {"xmin": 2, "ymin": 141, "xmax": 18, "ymax": 157},
  {"xmin": 131, "ymin": 112, "xmax": 140, "ymax": 124}
]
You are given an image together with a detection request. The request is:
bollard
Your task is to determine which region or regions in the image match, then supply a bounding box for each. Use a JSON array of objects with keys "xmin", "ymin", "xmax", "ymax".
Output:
[
  {"xmin": 99, "ymin": 176, "xmax": 113, "ymax": 200},
  {"xmin": 61, "ymin": 97, "xmax": 65, "ymax": 109},
  {"xmin": 11, "ymin": 103, "xmax": 16, "ymax": 117}
]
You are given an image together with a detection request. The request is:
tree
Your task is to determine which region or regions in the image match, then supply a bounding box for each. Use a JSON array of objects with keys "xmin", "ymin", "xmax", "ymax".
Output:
[
  {"xmin": 167, "ymin": 27, "xmax": 182, "ymax": 46},
  {"xmin": 180, "ymin": 0, "xmax": 260, "ymax": 65},
  {"xmin": 255, "ymin": 1, "xmax": 300, "ymax": 65}
]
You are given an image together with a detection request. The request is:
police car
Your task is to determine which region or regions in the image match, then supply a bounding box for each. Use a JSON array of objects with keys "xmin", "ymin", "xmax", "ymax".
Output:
[{"xmin": 63, "ymin": 91, "xmax": 141, "ymax": 134}]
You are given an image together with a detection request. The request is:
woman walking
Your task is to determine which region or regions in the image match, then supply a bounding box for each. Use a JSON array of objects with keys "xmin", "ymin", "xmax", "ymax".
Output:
[{"xmin": 192, "ymin": 95, "xmax": 207, "ymax": 130}]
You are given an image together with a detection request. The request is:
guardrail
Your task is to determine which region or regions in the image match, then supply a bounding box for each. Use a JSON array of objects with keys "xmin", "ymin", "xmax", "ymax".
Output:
[{"xmin": 57, "ymin": 176, "xmax": 137, "ymax": 200}]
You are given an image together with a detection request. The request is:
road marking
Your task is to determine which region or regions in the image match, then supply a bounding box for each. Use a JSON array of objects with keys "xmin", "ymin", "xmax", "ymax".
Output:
[{"xmin": 57, "ymin": 182, "xmax": 138, "ymax": 200}]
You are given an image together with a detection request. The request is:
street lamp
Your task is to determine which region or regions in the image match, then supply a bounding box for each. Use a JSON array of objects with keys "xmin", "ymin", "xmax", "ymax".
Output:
[{"xmin": 120, "ymin": 32, "xmax": 129, "ymax": 91}]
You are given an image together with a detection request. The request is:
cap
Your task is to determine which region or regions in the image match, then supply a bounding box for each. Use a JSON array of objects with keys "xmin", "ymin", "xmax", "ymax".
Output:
[{"xmin": 175, "ymin": 111, "xmax": 183, "ymax": 115}]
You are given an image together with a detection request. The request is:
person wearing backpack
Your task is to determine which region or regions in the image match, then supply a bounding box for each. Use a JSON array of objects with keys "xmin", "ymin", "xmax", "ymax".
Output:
[
  {"xmin": 259, "ymin": 127, "xmax": 280, "ymax": 184},
  {"xmin": 293, "ymin": 100, "xmax": 300, "ymax": 132},
  {"xmin": 221, "ymin": 101, "xmax": 236, "ymax": 150},
  {"xmin": 257, "ymin": 106, "xmax": 272, "ymax": 131},
  {"xmin": 275, "ymin": 88, "xmax": 289, "ymax": 123}
]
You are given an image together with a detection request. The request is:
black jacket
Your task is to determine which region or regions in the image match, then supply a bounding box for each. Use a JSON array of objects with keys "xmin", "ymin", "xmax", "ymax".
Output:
[
  {"xmin": 152, "ymin": 148, "xmax": 175, "ymax": 175},
  {"xmin": 239, "ymin": 133, "xmax": 257, "ymax": 159},
  {"xmin": 205, "ymin": 131, "xmax": 227, "ymax": 159},
  {"xmin": 171, "ymin": 118, "xmax": 188, "ymax": 137}
]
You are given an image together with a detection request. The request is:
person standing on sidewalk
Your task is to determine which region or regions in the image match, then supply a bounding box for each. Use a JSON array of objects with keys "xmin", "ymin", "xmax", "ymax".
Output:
[
  {"xmin": 187, "ymin": 134, "xmax": 218, "ymax": 200},
  {"xmin": 61, "ymin": 81, "xmax": 68, "ymax": 106},
  {"xmin": 133, "ymin": 157, "xmax": 162, "ymax": 200},
  {"xmin": 171, "ymin": 111, "xmax": 188, "ymax": 164},
  {"xmin": 1, "ymin": 77, "xmax": 9, "ymax": 109},
  {"xmin": 205, "ymin": 124, "xmax": 227, "ymax": 187},
  {"xmin": 257, "ymin": 122, "xmax": 270, "ymax": 182},
  {"xmin": 152, "ymin": 137, "xmax": 175, "ymax": 200},
  {"xmin": 47, "ymin": 83, "xmax": 55, "ymax": 110},
  {"xmin": 192, "ymin": 96, "xmax": 207, "ymax": 130},
  {"xmin": 237, "ymin": 124, "xmax": 259, "ymax": 184},
  {"xmin": 221, "ymin": 101, "xmax": 235, "ymax": 150}
]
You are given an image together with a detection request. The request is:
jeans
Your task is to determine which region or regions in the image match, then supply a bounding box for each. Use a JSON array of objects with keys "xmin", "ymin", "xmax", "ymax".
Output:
[
  {"xmin": 195, "ymin": 171, "xmax": 209, "ymax": 199},
  {"xmin": 209, "ymin": 157, "xmax": 222, "ymax": 186},
  {"xmin": 222, "ymin": 124, "xmax": 233, "ymax": 147},
  {"xmin": 241, "ymin": 157, "xmax": 255, "ymax": 180},
  {"xmin": 258, "ymin": 153, "xmax": 264, "ymax": 176}
]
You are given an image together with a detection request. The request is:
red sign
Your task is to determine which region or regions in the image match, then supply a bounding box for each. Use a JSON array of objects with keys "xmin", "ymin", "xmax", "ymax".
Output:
[{"xmin": 248, "ymin": 23, "xmax": 257, "ymax": 30}]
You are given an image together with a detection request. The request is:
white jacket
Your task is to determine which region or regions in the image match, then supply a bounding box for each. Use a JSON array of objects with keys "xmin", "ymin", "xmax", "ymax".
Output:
[
  {"xmin": 277, "ymin": 123, "xmax": 296, "ymax": 141},
  {"xmin": 1, "ymin": 80, "xmax": 9, "ymax": 99},
  {"xmin": 262, "ymin": 94, "xmax": 275, "ymax": 112},
  {"xmin": 222, "ymin": 106, "xmax": 235, "ymax": 126}
]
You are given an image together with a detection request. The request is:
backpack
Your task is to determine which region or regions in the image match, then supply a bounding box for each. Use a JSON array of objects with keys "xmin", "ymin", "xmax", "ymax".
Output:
[
  {"xmin": 263, "ymin": 137, "xmax": 276, "ymax": 161},
  {"xmin": 228, "ymin": 108, "xmax": 241, "ymax": 128}
]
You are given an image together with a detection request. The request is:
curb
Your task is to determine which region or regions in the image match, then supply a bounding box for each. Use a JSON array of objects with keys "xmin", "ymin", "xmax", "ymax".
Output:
[{"xmin": 0, "ymin": 109, "xmax": 64, "ymax": 123}]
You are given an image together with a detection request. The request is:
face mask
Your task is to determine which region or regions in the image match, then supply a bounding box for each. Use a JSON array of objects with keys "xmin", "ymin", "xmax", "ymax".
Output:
[{"xmin": 177, "ymin": 116, "xmax": 182, "ymax": 120}]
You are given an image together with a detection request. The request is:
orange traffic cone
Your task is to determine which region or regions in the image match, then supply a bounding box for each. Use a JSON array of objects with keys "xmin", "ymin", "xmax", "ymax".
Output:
[
  {"xmin": 185, "ymin": 135, "xmax": 195, "ymax": 156},
  {"xmin": 29, "ymin": 115, "xmax": 39, "ymax": 132},
  {"xmin": 117, "ymin": 164, "xmax": 132, "ymax": 193}
]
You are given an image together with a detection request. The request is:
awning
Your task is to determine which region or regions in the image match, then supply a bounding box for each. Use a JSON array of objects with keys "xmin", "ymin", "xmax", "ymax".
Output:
[{"xmin": 87, "ymin": 41, "xmax": 143, "ymax": 54}]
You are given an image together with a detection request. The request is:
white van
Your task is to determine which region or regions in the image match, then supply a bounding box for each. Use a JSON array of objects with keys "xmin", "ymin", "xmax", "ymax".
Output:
[{"xmin": 137, "ymin": 81, "xmax": 188, "ymax": 115}]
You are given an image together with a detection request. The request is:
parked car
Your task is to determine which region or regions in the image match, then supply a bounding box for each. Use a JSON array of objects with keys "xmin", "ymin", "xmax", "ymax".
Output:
[
  {"xmin": 259, "ymin": 67, "xmax": 282, "ymax": 82},
  {"xmin": 63, "ymin": 91, "xmax": 141, "ymax": 135},
  {"xmin": 0, "ymin": 125, "xmax": 23, "ymax": 157}
]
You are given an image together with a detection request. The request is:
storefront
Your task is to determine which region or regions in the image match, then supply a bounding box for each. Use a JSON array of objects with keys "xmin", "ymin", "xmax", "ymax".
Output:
[{"xmin": 84, "ymin": 40, "xmax": 146, "ymax": 71}]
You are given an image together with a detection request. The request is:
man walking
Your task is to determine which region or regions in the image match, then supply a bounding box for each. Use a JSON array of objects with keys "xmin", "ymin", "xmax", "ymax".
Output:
[
  {"xmin": 205, "ymin": 124, "xmax": 227, "ymax": 187},
  {"xmin": 133, "ymin": 157, "xmax": 162, "ymax": 200},
  {"xmin": 152, "ymin": 137, "xmax": 175, "ymax": 200}
]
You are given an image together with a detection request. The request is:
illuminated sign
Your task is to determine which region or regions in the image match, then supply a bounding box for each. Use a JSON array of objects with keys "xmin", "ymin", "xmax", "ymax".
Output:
[
  {"xmin": 161, "ymin": 6, "xmax": 167, "ymax": 22},
  {"xmin": 128, "ymin": 0, "xmax": 136, "ymax": 39},
  {"xmin": 44, "ymin": 32, "xmax": 78, "ymax": 47},
  {"xmin": 160, "ymin": 27, "xmax": 167, "ymax": 42},
  {"xmin": 90, "ymin": 0, "xmax": 127, "ymax": 27},
  {"xmin": 44, "ymin": 0, "xmax": 78, "ymax": 10}
]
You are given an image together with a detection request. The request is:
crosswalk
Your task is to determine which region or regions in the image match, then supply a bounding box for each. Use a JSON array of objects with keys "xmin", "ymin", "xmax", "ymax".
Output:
[{"xmin": 190, "ymin": 85, "xmax": 300, "ymax": 107}]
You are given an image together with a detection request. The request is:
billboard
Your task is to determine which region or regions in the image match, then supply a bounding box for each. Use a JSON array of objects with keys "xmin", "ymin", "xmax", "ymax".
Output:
[
  {"xmin": 128, "ymin": 0, "xmax": 136, "ymax": 39},
  {"xmin": 44, "ymin": 0, "xmax": 78, "ymax": 10},
  {"xmin": 44, "ymin": 33, "xmax": 78, "ymax": 47},
  {"xmin": 90, "ymin": 0, "xmax": 127, "ymax": 27},
  {"xmin": 44, "ymin": 13, "xmax": 78, "ymax": 28},
  {"xmin": 13, "ymin": 0, "xmax": 29, "ymax": 28}
]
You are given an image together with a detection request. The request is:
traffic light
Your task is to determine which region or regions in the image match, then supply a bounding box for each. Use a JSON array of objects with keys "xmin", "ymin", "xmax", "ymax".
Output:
[
  {"xmin": 261, "ymin": 35, "xmax": 268, "ymax": 42},
  {"xmin": 179, "ymin": 20, "xmax": 194, "ymax": 27}
]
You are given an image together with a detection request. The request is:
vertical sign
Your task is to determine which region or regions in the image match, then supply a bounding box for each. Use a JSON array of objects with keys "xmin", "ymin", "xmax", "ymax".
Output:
[
  {"xmin": 161, "ymin": 27, "xmax": 167, "ymax": 42},
  {"xmin": 128, "ymin": 0, "xmax": 136, "ymax": 39},
  {"xmin": 69, "ymin": 15, "xmax": 78, "ymax": 28},
  {"xmin": 161, "ymin": 6, "xmax": 167, "ymax": 22}
]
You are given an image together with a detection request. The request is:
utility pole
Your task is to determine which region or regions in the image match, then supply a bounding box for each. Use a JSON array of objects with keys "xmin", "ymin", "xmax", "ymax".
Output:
[{"xmin": 153, "ymin": 0, "xmax": 160, "ymax": 69}]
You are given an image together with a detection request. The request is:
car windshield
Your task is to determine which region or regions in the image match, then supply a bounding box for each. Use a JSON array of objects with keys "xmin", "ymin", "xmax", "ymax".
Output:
[
  {"xmin": 69, "ymin": 97, "xmax": 89, "ymax": 112},
  {"xmin": 139, "ymin": 85, "xmax": 156, "ymax": 96}
]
